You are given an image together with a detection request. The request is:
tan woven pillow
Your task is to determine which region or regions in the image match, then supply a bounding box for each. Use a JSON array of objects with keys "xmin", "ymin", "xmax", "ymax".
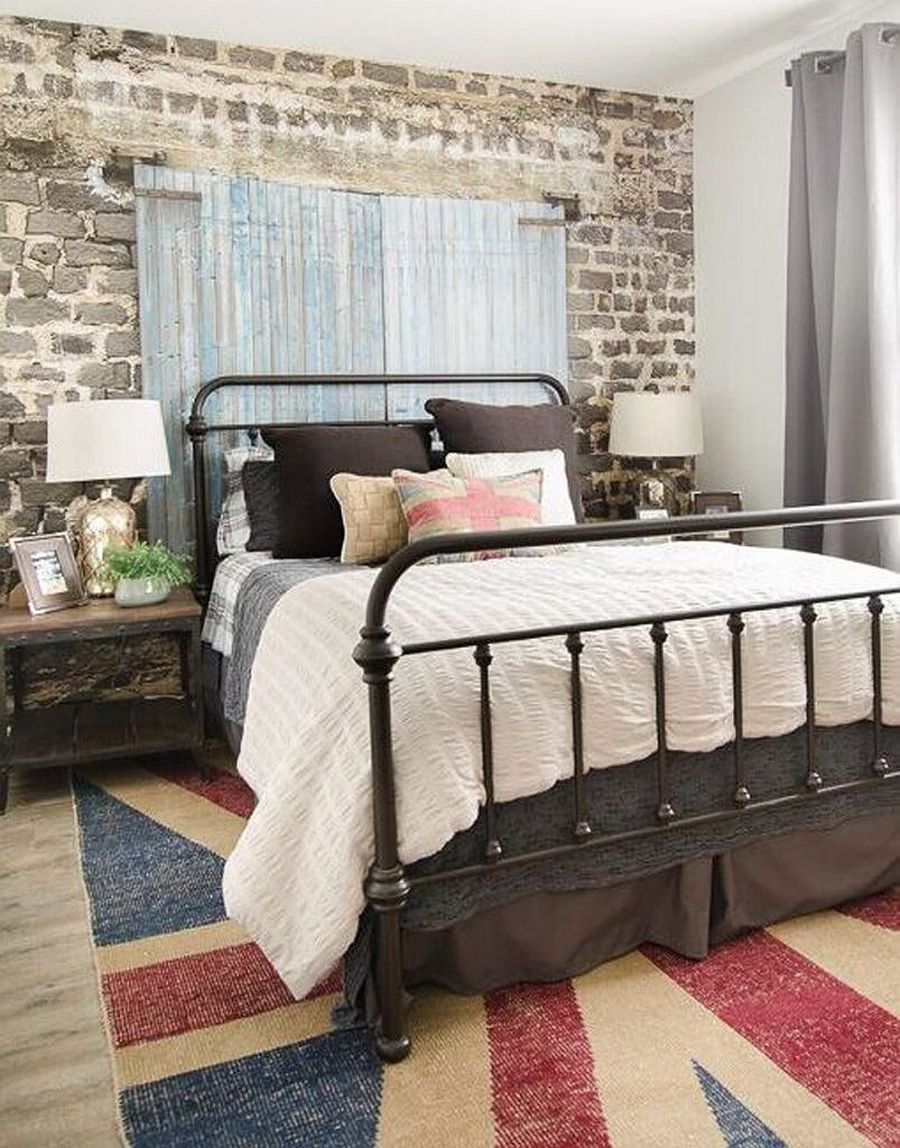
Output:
[{"xmin": 329, "ymin": 473, "xmax": 408, "ymax": 565}]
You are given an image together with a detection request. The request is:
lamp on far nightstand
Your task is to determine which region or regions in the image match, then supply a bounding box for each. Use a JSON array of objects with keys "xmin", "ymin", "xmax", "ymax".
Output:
[
  {"xmin": 609, "ymin": 390, "xmax": 703, "ymax": 513},
  {"xmin": 46, "ymin": 399, "xmax": 171, "ymax": 597}
]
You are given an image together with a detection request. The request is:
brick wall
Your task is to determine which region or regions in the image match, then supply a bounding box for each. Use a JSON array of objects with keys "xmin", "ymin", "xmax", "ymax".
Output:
[{"xmin": 0, "ymin": 15, "xmax": 695, "ymax": 598}]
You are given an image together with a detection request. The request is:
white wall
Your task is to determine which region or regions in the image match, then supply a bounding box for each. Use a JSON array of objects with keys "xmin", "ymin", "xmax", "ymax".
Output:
[{"xmin": 694, "ymin": 1, "xmax": 900, "ymax": 536}]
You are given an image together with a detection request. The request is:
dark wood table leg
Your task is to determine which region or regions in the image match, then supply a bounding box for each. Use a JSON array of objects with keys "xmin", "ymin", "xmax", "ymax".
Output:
[{"xmin": 0, "ymin": 644, "xmax": 8, "ymax": 815}]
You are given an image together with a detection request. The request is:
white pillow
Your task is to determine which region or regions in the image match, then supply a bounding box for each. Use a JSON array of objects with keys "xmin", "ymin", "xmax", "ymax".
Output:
[
  {"xmin": 216, "ymin": 444, "xmax": 274, "ymax": 555},
  {"xmin": 445, "ymin": 449, "xmax": 576, "ymax": 526}
]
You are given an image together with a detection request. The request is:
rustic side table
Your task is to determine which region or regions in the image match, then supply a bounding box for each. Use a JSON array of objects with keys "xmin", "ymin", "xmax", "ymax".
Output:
[{"xmin": 0, "ymin": 586, "xmax": 203, "ymax": 814}]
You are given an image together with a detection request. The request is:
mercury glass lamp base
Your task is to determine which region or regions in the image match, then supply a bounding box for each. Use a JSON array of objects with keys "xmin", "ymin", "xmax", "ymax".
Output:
[{"xmin": 76, "ymin": 488, "xmax": 136, "ymax": 597}]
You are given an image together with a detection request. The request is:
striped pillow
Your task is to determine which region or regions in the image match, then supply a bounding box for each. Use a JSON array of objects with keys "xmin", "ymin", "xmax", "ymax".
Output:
[{"xmin": 391, "ymin": 468, "xmax": 543, "ymax": 562}]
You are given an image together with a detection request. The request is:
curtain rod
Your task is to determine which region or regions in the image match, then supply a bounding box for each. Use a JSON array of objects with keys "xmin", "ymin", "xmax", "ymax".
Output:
[{"xmin": 785, "ymin": 26, "xmax": 899, "ymax": 86}]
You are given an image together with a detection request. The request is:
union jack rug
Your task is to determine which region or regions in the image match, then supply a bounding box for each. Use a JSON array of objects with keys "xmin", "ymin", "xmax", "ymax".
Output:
[{"xmin": 73, "ymin": 759, "xmax": 900, "ymax": 1147}]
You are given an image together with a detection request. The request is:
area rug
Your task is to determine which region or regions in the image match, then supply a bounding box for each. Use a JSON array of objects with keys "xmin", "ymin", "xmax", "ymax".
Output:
[{"xmin": 73, "ymin": 758, "xmax": 900, "ymax": 1147}]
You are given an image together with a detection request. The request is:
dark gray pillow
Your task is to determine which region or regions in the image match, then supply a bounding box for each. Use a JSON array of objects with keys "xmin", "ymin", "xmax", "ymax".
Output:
[
  {"xmin": 424, "ymin": 397, "xmax": 584, "ymax": 521},
  {"xmin": 242, "ymin": 460, "xmax": 279, "ymax": 552}
]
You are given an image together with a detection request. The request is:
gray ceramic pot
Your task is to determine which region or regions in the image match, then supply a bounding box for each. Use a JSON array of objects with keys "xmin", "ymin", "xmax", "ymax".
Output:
[{"xmin": 114, "ymin": 576, "xmax": 171, "ymax": 608}]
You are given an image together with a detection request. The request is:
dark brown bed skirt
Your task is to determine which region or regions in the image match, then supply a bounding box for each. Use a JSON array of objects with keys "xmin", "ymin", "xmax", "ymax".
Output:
[{"xmin": 402, "ymin": 810, "xmax": 900, "ymax": 995}]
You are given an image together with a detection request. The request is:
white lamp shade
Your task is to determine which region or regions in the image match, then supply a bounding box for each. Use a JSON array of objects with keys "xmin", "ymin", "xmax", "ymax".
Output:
[
  {"xmin": 609, "ymin": 391, "xmax": 703, "ymax": 458},
  {"xmin": 46, "ymin": 399, "xmax": 172, "ymax": 483}
]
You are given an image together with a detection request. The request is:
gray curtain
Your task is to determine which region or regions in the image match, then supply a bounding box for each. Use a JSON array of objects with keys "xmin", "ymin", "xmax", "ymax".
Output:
[{"xmin": 784, "ymin": 25, "xmax": 900, "ymax": 569}]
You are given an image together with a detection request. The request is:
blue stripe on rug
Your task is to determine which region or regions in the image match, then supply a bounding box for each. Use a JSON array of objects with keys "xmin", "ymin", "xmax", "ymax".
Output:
[
  {"xmin": 693, "ymin": 1061, "xmax": 787, "ymax": 1147},
  {"xmin": 74, "ymin": 776, "xmax": 226, "ymax": 946},
  {"xmin": 120, "ymin": 1029, "xmax": 383, "ymax": 1148}
]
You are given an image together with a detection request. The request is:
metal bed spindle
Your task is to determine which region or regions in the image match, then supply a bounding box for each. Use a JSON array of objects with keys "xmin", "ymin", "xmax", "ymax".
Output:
[
  {"xmin": 650, "ymin": 621, "xmax": 675, "ymax": 823},
  {"xmin": 474, "ymin": 642, "xmax": 502, "ymax": 862},
  {"xmin": 800, "ymin": 603, "xmax": 822, "ymax": 791},
  {"xmin": 868, "ymin": 594, "xmax": 889, "ymax": 777},
  {"xmin": 728, "ymin": 611, "xmax": 751, "ymax": 807},
  {"xmin": 565, "ymin": 631, "xmax": 591, "ymax": 841}
]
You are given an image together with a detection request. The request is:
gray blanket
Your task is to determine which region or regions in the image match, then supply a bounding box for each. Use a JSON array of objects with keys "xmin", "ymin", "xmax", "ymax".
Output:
[{"xmin": 222, "ymin": 558, "xmax": 342, "ymax": 724}]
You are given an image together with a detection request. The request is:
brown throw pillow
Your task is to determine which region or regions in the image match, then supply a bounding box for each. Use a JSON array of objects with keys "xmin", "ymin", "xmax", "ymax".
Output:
[
  {"xmin": 330, "ymin": 473, "xmax": 408, "ymax": 565},
  {"xmin": 242, "ymin": 460, "xmax": 279, "ymax": 552},
  {"xmin": 424, "ymin": 397, "xmax": 584, "ymax": 521},
  {"xmin": 263, "ymin": 424, "xmax": 431, "ymax": 558}
]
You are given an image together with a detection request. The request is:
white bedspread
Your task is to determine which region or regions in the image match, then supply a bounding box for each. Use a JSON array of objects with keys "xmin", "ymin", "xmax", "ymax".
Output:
[{"xmin": 223, "ymin": 542, "xmax": 900, "ymax": 998}]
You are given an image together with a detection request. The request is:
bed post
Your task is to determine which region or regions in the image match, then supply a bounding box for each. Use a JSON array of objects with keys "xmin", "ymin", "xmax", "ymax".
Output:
[{"xmin": 353, "ymin": 623, "xmax": 411, "ymax": 1063}]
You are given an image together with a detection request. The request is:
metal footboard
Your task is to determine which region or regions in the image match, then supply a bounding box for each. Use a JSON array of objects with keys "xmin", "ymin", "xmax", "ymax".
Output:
[{"xmin": 353, "ymin": 500, "xmax": 900, "ymax": 1062}]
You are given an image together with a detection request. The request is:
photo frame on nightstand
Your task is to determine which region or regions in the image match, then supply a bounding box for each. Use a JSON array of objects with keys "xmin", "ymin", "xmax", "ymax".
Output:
[
  {"xmin": 10, "ymin": 532, "xmax": 87, "ymax": 615},
  {"xmin": 692, "ymin": 491, "xmax": 744, "ymax": 544}
]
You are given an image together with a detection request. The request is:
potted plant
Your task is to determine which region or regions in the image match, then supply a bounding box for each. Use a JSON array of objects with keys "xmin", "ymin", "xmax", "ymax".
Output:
[{"xmin": 103, "ymin": 541, "xmax": 192, "ymax": 608}]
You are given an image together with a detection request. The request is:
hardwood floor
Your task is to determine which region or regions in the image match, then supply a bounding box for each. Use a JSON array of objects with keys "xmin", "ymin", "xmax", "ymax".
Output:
[{"xmin": 1, "ymin": 767, "xmax": 120, "ymax": 1147}]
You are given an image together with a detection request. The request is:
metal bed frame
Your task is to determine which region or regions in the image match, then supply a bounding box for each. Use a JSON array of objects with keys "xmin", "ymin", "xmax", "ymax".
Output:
[{"xmin": 187, "ymin": 374, "xmax": 900, "ymax": 1063}]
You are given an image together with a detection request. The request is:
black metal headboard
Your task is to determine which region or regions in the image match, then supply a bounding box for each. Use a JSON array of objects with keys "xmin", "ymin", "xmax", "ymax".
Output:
[{"xmin": 186, "ymin": 373, "xmax": 571, "ymax": 600}]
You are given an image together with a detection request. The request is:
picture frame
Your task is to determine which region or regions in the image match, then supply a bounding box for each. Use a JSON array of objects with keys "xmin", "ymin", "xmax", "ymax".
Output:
[
  {"xmin": 692, "ymin": 491, "xmax": 744, "ymax": 544},
  {"xmin": 635, "ymin": 505, "xmax": 671, "ymax": 543},
  {"xmin": 10, "ymin": 532, "xmax": 88, "ymax": 615}
]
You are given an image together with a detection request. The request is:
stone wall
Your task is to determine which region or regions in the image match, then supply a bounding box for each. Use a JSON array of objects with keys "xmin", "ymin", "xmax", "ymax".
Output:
[{"xmin": 0, "ymin": 16, "xmax": 694, "ymax": 604}]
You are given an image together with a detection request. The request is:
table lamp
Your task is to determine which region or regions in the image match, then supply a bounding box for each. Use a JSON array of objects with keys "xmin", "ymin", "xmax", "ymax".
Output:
[
  {"xmin": 609, "ymin": 390, "xmax": 703, "ymax": 511},
  {"xmin": 46, "ymin": 399, "xmax": 171, "ymax": 596}
]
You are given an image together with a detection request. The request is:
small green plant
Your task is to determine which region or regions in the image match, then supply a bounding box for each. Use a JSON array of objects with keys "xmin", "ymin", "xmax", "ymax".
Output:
[{"xmin": 103, "ymin": 541, "xmax": 192, "ymax": 587}]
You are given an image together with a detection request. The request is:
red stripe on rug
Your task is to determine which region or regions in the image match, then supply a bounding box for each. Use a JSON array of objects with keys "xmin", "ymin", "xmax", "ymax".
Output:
[
  {"xmin": 147, "ymin": 761, "xmax": 255, "ymax": 819},
  {"xmin": 838, "ymin": 888, "xmax": 900, "ymax": 931},
  {"xmin": 486, "ymin": 980, "xmax": 610, "ymax": 1148},
  {"xmin": 102, "ymin": 941, "xmax": 294, "ymax": 1046},
  {"xmin": 645, "ymin": 932, "xmax": 900, "ymax": 1146}
]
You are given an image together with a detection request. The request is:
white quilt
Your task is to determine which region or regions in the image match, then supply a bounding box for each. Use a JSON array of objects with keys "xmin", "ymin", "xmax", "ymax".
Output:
[{"xmin": 223, "ymin": 542, "xmax": 900, "ymax": 998}]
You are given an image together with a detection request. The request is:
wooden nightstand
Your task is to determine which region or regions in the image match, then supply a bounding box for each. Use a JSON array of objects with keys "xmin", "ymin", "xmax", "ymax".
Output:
[{"xmin": 0, "ymin": 587, "xmax": 203, "ymax": 814}]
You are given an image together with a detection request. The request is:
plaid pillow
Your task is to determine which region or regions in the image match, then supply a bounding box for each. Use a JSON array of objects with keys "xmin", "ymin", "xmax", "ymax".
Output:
[
  {"xmin": 216, "ymin": 445, "xmax": 274, "ymax": 556},
  {"xmin": 391, "ymin": 467, "xmax": 543, "ymax": 562}
]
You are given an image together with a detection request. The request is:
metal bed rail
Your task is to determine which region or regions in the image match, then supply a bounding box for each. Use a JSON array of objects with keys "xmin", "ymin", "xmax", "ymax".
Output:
[{"xmin": 353, "ymin": 499, "xmax": 900, "ymax": 1061}]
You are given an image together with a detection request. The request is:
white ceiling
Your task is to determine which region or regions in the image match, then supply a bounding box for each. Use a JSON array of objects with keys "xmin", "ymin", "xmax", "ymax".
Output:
[{"xmin": 4, "ymin": 0, "xmax": 886, "ymax": 95}]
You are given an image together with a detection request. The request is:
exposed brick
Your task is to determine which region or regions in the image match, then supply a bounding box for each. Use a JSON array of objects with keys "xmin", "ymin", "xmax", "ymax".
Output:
[
  {"xmin": 465, "ymin": 80, "xmax": 487, "ymax": 95},
  {"xmin": 284, "ymin": 50, "xmax": 326, "ymax": 74},
  {"xmin": 653, "ymin": 109, "xmax": 684, "ymax": 130},
  {"xmin": 122, "ymin": 29, "xmax": 168, "ymax": 53},
  {"xmin": 602, "ymin": 339, "xmax": 631, "ymax": 357},
  {"xmin": 130, "ymin": 85, "xmax": 164, "ymax": 112},
  {"xmin": 0, "ymin": 393, "xmax": 26, "ymax": 419},
  {"xmin": 18, "ymin": 364, "xmax": 64, "ymax": 383},
  {"xmin": 229, "ymin": 45, "xmax": 275, "ymax": 69},
  {"xmin": 658, "ymin": 191, "xmax": 690, "ymax": 210},
  {"xmin": 175, "ymin": 35, "xmax": 217, "ymax": 60},
  {"xmin": 43, "ymin": 73, "xmax": 73, "ymax": 99},
  {"xmin": 63, "ymin": 240, "xmax": 131, "ymax": 267},
  {"xmin": 26, "ymin": 242, "xmax": 60, "ymax": 265},
  {"xmin": 52, "ymin": 333, "xmax": 93, "ymax": 355},
  {"xmin": 567, "ymin": 336, "xmax": 592, "ymax": 360},
  {"xmin": 77, "ymin": 362, "xmax": 131, "ymax": 392},
  {"xmin": 17, "ymin": 266, "xmax": 48, "ymax": 297},
  {"xmin": 664, "ymin": 232, "xmax": 693, "ymax": 256},
  {"xmin": 361, "ymin": 60, "xmax": 409, "ymax": 87},
  {"xmin": 94, "ymin": 214, "xmax": 136, "ymax": 242},
  {"xmin": 0, "ymin": 271, "xmax": 10, "ymax": 295},
  {"xmin": 105, "ymin": 331, "xmax": 140, "ymax": 357},
  {"xmin": 52, "ymin": 265, "xmax": 87, "ymax": 293},
  {"xmin": 75, "ymin": 302, "xmax": 128, "ymax": 326},
  {"xmin": 0, "ymin": 36, "xmax": 35, "ymax": 63},
  {"xmin": 636, "ymin": 338, "xmax": 666, "ymax": 355},
  {"xmin": 651, "ymin": 361, "xmax": 679, "ymax": 377},
  {"xmin": 620, "ymin": 315, "xmax": 650, "ymax": 333},
  {"xmin": 97, "ymin": 269, "xmax": 138, "ymax": 295},
  {"xmin": 227, "ymin": 100, "xmax": 249, "ymax": 122},
  {"xmin": 0, "ymin": 448, "xmax": 31, "ymax": 478},
  {"xmin": 0, "ymin": 237, "xmax": 24, "ymax": 264},
  {"xmin": 13, "ymin": 420, "xmax": 47, "ymax": 445},
  {"xmin": 6, "ymin": 297, "xmax": 68, "ymax": 325},
  {"xmin": 611, "ymin": 360, "xmax": 642, "ymax": 380},
  {"xmin": 415, "ymin": 71, "xmax": 457, "ymax": 91},
  {"xmin": 167, "ymin": 92, "xmax": 198, "ymax": 114},
  {"xmin": 332, "ymin": 59, "xmax": 355, "ymax": 80},
  {"xmin": 674, "ymin": 339, "xmax": 695, "ymax": 355},
  {"xmin": 19, "ymin": 478, "xmax": 82, "ymax": 506},
  {"xmin": 26, "ymin": 209, "xmax": 85, "ymax": 238},
  {"xmin": 44, "ymin": 180, "xmax": 106, "ymax": 212},
  {"xmin": 579, "ymin": 270, "xmax": 613, "ymax": 292},
  {"xmin": 0, "ymin": 331, "xmax": 36, "ymax": 357}
]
